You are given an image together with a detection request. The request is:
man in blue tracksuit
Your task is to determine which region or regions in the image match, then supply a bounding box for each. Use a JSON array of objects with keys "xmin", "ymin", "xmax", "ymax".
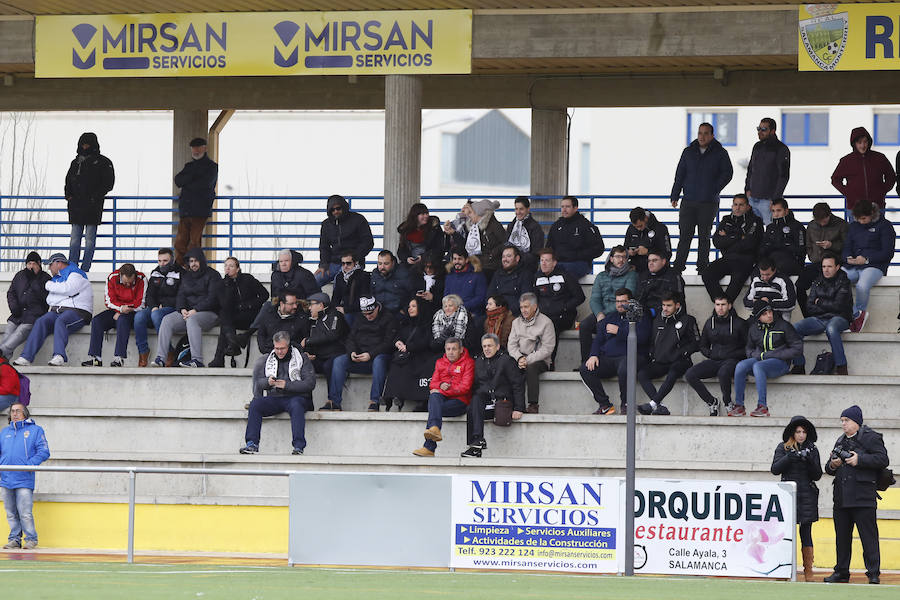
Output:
[{"xmin": 1, "ymin": 403, "xmax": 50, "ymax": 549}]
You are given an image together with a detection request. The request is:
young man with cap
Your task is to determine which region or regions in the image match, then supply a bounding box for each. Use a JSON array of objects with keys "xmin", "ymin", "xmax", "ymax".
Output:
[
  {"xmin": 65, "ymin": 132, "xmax": 114, "ymax": 272},
  {"xmin": 173, "ymin": 137, "xmax": 218, "ymax": 265},
  {"xmin": 13, "ymin": 253, "xmax": 93, "ymax": 367},
  {"xmin": 824, "ymin": 405, "xmax": 889, "ymax": 584},
  {"xmin": 1, "ymin": 252, "xmax": 50, "ymax": 358}
]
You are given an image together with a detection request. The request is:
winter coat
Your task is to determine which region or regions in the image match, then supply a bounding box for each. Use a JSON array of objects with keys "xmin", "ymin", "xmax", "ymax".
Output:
[
  {"xmin": 144, "ymin": 262, "xmax": 183, "ymax": 309},
  {"xmin": 474, "ymin": 351, "xmax": 526, "ymax": 412},
  {"xmin": 487, "ymin": 264, "xmax": 534, "ymax": 317},
  {"xmin": 104, "ymin": 269, "xmax": 146, "ymax": 312},
  {"xmin": 745, "ymin": 135, "xmax": 791, "ymax": 199},
  {"xmin": 745, "ymin": 315, "xmax": 803, "ymax": 363},
  {"xmin": 806, "ymin": 214, "xmax": 848, "ymax": 264},
  {"xmin": 743, "ymin": 271, "xmax": 797, "ymax": 316},
  {"xmin": 221, "ymin": 272, "xmax": 268, "ymax": 322},
  {"xmin": 842, "ymin": 210, "xmax": 895, "ymax": 275},
  {"xmin": 331, "ymin": 269, "xmax": 372, "ymax": 315},
  {"xmin": 174, "ymin": 154, "xmax": 218, "ymax": 218},
  {"xmin": 251, "ymin": 351, "xmax": 315, "ymax": 399},
  {"xmin": 712, "ymin": 212, "xmax": 763, "ymax": 259},
  {"xmin": 397, "ymin": 216, "xmax": 446, "ymax": 264},
  {"xmin": 649, "ymin": 308, "xmax": 699, "ymax": 364},
  {"xmin": 831, "ymin": 127, "xmax": 895, "ymax": 210},
  {"xmin": 698, "ymin": 309, "xmax": 748, "ymax": 361},
  {"xmin": 430, "ymin": 347, "xmax": 476, "ymax": 405},
  {"xmin": 6, "ymin": 268, "xmax": 50, "ymax": 326},
  {"xmin": 505, "ymin": 214, "xmax": 545, "ymax": 260},
  {"xmin": 450, "ymin": 211, "xmax": 507, "ymax": 273},
  {"xmin": 409, "ymin": 271, "xmax": 445, "ymax": 317},
  {"xmin": 825, "ymin": 425, "xmax": 890, "ymax": 509},
  {"xmin": 670, "ymin": 138, "xmax": 733, "ymax": 205},
  {"xmin": 318, "ymin": 195, "xmax": 374, "ymax": 267},
  {"xmin": 589, "ymin": 311, "xmax": 652, "ymax": 359},
  {"xmin": 533, "ymin": 266, "xmax": 585, "ymax": 320},
  {"xmin": 444, "ymin": 264, "xmax": 487, "ymax": 316},
  {"xmin": 507, "ymin": 309, "xmax": 556, "ymax": 367},
  {"xmin": 0, "ymin": 358, "xmax": 19, "ymax": 398},
  {"xmin": 637, "ymin": 265, "xmax": 686, "ymax": 315},
  {"xmin": 588, "ymin": 263, "xmax": 638, "ymax": 317},
  {"xmin": 175, "ymin": 248, "xmax": 222, "ymax": 313},
  {"xmin": 64, "ymin": 132, "xmax": 115, "ymax": 226},
  {"xmin": 624, "ymin": 212, "xmax": 672, "ymax": 272},
  {"xmin": 345, "ymin": 307, "xmax": 399, "ymax": 357},
  {"xmin": 304, "ymin": 307, "xmax": 348, "ymax": 360},
  {"xmin": 270, "ymin": 250, "xmax": 320, "ymax": 301},
  {"xmin": 546, "ymin": 212, "xmax": 606, "ymax": 264},
  {"xmin": 0, "ymin": 418, "xmax": 50, "ymax": 491},
  {"xmin": 371, "ymin": 264, "xmax": 414, "ymax": 314},
  {"xmin": 771, "ymin": 441, "xmax": 822, "ymax": 524},
  {"xmin": 45, "ymin": 263, "xmax": 93, "ymax": 315},
  {"xmin": 807, "ymin": 270, "xmax": 853, "ymax": 322},
  {"xmin": 394, "ymin": 314, "xmax": 436, "ymax": 356},
  {"xmin": 760, "ymin": 212, "xmax": 806, "ymax": 267},
  {"xmin": 256, "ymin": 304, "xmax": 311, "ymax": 354}
]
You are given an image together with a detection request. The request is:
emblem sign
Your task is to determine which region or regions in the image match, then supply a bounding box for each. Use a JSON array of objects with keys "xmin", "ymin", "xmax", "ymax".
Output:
[{"xmin": 799, "ymin": 5, "xmax": 849, "ymax": 71}]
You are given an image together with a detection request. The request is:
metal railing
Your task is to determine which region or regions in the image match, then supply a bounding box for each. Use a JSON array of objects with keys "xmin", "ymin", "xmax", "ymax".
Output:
[
  {"xmin": 1, "ymin": 464, "xmax": 293, "ymax": 563},
  {"xmin": 1, "ymin": 194, "xmax": 897, "ymax": 271}
]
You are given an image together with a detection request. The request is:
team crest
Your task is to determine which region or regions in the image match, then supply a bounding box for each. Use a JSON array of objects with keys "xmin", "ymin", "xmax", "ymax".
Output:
[{"xmin": 800, "ymin": 5, "xmax": 848, "ymax": 71}]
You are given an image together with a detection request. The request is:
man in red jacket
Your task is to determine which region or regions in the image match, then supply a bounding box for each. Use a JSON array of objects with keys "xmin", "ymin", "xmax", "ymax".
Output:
[
  {"xmin": 82, "ymin": 263, "xmax": 146, "ymax": 367},
  {"xmin": 413, "ymin": 337, "xmax": 474, "ymax": 457},
  {"xmin": 831, "ymin": 127, "xmax": 895, "ymax": 213}
]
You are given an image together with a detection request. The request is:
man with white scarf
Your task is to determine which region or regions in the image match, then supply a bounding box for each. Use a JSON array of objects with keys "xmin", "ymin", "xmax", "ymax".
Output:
[{"xmin": 239, "ymin": 331, "xmax": 316, "ymax": 455}]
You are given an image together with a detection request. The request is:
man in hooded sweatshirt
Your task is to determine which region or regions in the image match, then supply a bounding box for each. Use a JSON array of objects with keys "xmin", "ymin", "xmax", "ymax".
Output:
[
  {"xmin": 65, "ymin": 132, "xmax": 114, "ymax": 272},
  {"xmin": 831, "ymin": 126, "xmax": 895, "ymax": 213},
  {"xmin": 173, "ymin": 137, "xmax": 218, "ymax": 266},
  {"xmin": 315, "ymin": 194, "xmax": 374, "ymax": 286},
  {"xmin": 841, "ymin": 201, "xmax": 895, "ymax": 333},
  {"xmin": 546, "ymin": 196, "xmax": 605, "ymax": 279},
  {"xmin": 1, "ymin": 252, "xmax": 50, "ymax": 358}
]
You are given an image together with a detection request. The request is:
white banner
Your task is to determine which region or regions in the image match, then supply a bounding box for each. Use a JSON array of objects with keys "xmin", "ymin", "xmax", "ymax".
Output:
[
  {"xmin": 450, "ymin": 475, "xmax": 621, "ymax": 573},
  {"xmin": 633, "ymin": 479, "xmax": 796, "ymax": 578}
]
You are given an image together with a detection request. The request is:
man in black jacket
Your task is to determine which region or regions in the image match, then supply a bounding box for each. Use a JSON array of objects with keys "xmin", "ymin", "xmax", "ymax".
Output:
[
  {"xmin": 533, "ymin": 248, "xmax": 585, "ymax": 363},
  {"xmin": 745, "ymin": 117, "xmax": 790, "ymax": 226},
  {"xmin": 824, "ymin": 405, "xmax": 890, "ymax": 584},
  {"xmin": 316, "ymin": 194, "xmax": 374, "ymax": 286},
  {"xmin": 545, "ymin": 196, "xmax": 605, "ymax": 279},
  {"xmin": 331, "ymin": 252, "xmax": 372, "ymax": 328},
  {"xmin": 1, "ymin": 252, "xmax": 50, "ymax": 358},
  {"xmin": 505, "ymin": 196, "xmax": 545, "ymax": 270},
  {"xmin": 487, "ymin": 246, "xmax": 533, "ymax": 317},
  {"xmin": 173, "ymin": 138, "xmax": 218, "ymax": 265},
  {"xmin": 789, "ymin": 253, "xmax": 852, "ymax": 375},
  {"xmin": 460, "ymin": 333, "xmax": 525, "ymax": 458},
  {"xmin": 65, "ymin": 132, "xmax": 115, "ymax": 272},
  {"xmin": 624, "ymin": 207, "xmax": 671, "ymax": 274},
  {"xmin": 134, "ymin": 248, "xmax": 182, "ymax": 367},
  {"xmin": 256, "ymin": 290, "xmax": 309, "ymax": 355},
  {"xmin": 637, "ymin": 251, "xmax": 686, "ymax": 316},
  {"xmin": 271, "ymin": 249, "xmax": 320, "ymax": 301},
  {"xmin": 702, "ymin": 194, "xmax": 763, "ymax": 302},
  {"xmin": 684, "ymin": 295, "xmax": 748, "ymax": 415},
  {"xmin": 301, "ymin": 292, "xmax": 348, "ymax": 395},
  {"xmin": 760, "ymin": 198, "xmax": 806, "ymax": 276},
  {"xmin": 637, "ymin": 291, "xmax": 699, "ymax": 416},
  {"xmin": 210, "ymin": 257, "xmax": 268, "ymax": 367}
]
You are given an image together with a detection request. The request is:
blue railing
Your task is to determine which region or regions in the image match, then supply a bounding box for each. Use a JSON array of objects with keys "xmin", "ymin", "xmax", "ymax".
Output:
[{"xmin": 0, "ymin": 194, "xmax": 897, "ymax": 272}]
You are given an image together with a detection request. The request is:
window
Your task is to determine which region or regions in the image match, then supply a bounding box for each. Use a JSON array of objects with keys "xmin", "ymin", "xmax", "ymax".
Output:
[
  {"xmin": 687, "ymin": 111, "xmax": 737, "ymax": 146},
  {"xmin": 781, "ymin": 112, "xmax": 829, "ymax": 146},
  {"xmin": 579, "ymin": 142, "xmax": 591, "ymax": 194},
  {"xmin": 443, "ymin": 110, "xmax": 530, "ymax": 187},
  {"xmin": 874, "ymin": 113, "xmax": 900, "ymax": 146}
]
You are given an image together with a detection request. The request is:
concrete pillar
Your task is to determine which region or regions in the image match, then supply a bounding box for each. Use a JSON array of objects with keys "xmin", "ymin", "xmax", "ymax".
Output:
[
  {"xmin": 530, "ymin": 107, "xmax": 568, "ymax": 221},
  {"xmin": 172, "ymin": 108, "xmax": 209, "ymax": 256},
  {"xmin": 383, "ymin": 75, "xmax": 422, "ymax": 255}
]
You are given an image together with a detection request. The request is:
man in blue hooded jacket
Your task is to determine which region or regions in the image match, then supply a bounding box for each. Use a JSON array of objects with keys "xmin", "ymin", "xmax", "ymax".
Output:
[{"xmin": 1, "ymin": 403, "xmax": 50, "ymax": 549}]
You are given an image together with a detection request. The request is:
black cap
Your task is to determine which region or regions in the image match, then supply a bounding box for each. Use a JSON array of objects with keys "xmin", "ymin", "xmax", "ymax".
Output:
[{"xmin": 189, "ymin": 137, "xmax": 207, "ymax": 147}]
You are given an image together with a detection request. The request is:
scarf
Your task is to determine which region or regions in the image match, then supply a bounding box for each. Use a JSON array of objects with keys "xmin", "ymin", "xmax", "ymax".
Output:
[
  {"xmin": 423, "ymin": 273, "xmax": 436, "ymax": 292},
  {"xmin": 341, "ymin": 264, "xmax": 359, "ymax": 284},
  {"xmin": 508, "ymin": 218, "xmax": 531, "ymax": 253},
  {"xmin": 432, "ymin": 306, "xmax": 469, "ymax": 339},
  {"xmin": 607, "ymin": 260, "xmax": 631, "ymax": 278},
  {"xmin": 464, "ymin": 221, "xmax": 482, "ymax": 256},
  {"xmin": 265, "ymin": 346, "xmax": 304, "ymax": 381},
  {"xmin": 484, "ymin": 306, "xmax": 509, "ymax": 336}
]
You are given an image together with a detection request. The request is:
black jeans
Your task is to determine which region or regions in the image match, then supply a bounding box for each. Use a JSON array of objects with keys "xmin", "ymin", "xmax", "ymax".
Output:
[
  {"xmin": 702, "ymin": 255, "xmax": 755, "ymax": 303},
  {"xmin": 578, "ymin": 355, "xmax": 640, "ymax": 408},
  {"xmin": 466, "ymin": 390, "xmax": 491, "ymax": 445},
  {"xmin": 796, "ymin": 262, "xmax": 821, "ymax": 318},
  {"xmin": 578, "ymin": 314, "xmax": 599, "ymax": 363},
  {"xmin": 546, "ymin": 309, "xmax": 575, "ymax": 365},
  {"xmin": 521, "ymin": 361, "xmax": 549, "ymax": 406},
  {"xmin": 832, "ymin": 505, "xmax": 880, "ymax": 577},
  {"xmin": 637, "ymin": 358, "xmax": 692, "ymax": 404},
  {"xmin": 683, "ymin": 358, "xmax": 739, "ymax": 405},
  {"xmin": 674, "ymin": 202, "xmax": 718, "ymax": 272}
]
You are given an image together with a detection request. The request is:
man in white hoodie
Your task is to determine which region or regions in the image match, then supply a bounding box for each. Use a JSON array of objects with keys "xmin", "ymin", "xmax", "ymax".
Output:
[{"xmin": 13, "ymin": 253, "xmax": 93, "ymax": 367}]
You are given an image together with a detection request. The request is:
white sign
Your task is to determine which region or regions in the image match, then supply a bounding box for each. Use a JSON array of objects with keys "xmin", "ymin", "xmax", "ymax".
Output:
[
  {"xmin": 633, "ymin": 479, "xmax": 796, "ymax": 578},
  {"xmin": 450, "ymin": 475, "xmax": 621, "ymax": 573}
]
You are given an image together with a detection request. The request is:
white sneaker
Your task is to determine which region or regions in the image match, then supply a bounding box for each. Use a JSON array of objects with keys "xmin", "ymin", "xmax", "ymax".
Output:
[
  {"xmin": 12, "ymin": 357, "xmax": 31, "ymax": 366},
  {"xmin": 48, "ymin": 354, "xmax": 66, "ymax": 366},
  {"xmin": 110, "ymin": 357, "xmax": 124, "ymax": 367}
]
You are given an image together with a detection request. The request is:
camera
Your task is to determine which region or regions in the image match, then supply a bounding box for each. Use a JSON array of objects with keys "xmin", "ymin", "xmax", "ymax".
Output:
[
  {"xmin": 831, "ymin": 445, "xmax": 853, "ymax": 462},
  {"xmin": 624, "ymin": 299, "xmax": 643, "ymax": 323},
  {"xmin": 793, "ymin": 447, "xmax": 811, "ymax": 459}
]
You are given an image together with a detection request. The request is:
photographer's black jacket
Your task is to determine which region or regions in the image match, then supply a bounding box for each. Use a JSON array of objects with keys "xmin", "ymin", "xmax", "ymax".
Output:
[
  {"xmin": 771, "ymin": 442, "xmax": 822, "ymax": 524},
  {"xmin": 825, "ymin": 426, "xmax": 890, "ymax": 508}
]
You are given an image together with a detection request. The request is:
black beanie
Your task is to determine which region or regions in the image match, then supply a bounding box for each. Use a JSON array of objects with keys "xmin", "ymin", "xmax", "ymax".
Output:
[
  {"xmin": 840, "ymin": 405, "xmax": 863, "ymax": 426},
  {"xmin": 25, "ymin": 251, "xmax": 41, "ymax": 264}
]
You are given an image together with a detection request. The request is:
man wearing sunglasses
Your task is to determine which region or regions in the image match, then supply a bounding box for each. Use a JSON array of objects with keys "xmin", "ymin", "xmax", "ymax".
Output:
[
  {"xmin": 745, "ymin": 118, "xmax": 791, "ymax": 226},
  {"xmin": 315, "ymin": 195, "xmax": 374, "ymax": 287}
]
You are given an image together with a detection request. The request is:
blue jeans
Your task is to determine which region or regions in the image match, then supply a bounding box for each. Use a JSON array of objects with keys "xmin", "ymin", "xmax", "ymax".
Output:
[
  {"xmin": 133, "ymin": 307, "xmax": 176, "ymax": 355},
  {"xmin": 3, "ymin": 487, "xmax": 36, "ymax": 544},
  {"xmin": 748, "ymin": 196, "xmax": 772, "ymax": 226},
  {"xmin": 328, "ymin": 352, "xmax": 391, "ymax": 407},
  {"xmin": 314, "ymin": 263, "xmax": 342, "ymax": 286},
  {"xmin": 245, "ymin": 394, "xmax": 314, "ymax": 451},
  {"xmin": 792, "ymin": 316, "xmax": 849, "ymax": 367},
  {"xmin": 424, "ymin": 392, "xmax": 467, "ymax": 451},
  {"xmin": 69, "ymin": 224, "xmax": 97, "ymax": 272},
  {"xmin": 734, "ymin": 357, "xmax": 790, "ymax": 407},
  {"xmin": 842, "ymin": 266, "xmax": 883, "ymax": 315},
  {"xmin": 0, "ymin": 395, "xmax": 18, "ymax": 412},
  {"xmin": 20, "ymin": 310, "xmax": 88, "ymax": 362},
  {"xmin": 557, "ymin": 261, "xmax": 592, "ymax": 279}
]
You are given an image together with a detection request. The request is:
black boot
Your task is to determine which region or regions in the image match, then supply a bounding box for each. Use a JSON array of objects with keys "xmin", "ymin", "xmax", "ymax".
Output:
[{"xmin": 208, "ymin": 334, "xmax": 228, "ymax": 368}]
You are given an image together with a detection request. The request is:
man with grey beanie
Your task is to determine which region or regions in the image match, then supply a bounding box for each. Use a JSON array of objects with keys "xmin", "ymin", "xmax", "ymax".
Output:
[{"xmin": 824, "ymin": 405, "xmax": 889, "ymax": 584}]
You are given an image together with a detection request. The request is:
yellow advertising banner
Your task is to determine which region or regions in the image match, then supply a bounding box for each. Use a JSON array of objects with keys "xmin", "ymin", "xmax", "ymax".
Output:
[
  {"xmin": 799, "ymin": 3, "xmax": 900, "ymax": 71},
  {"xmin": 35, "ymin": 10, "xmax": 471, "ymax": 78}
]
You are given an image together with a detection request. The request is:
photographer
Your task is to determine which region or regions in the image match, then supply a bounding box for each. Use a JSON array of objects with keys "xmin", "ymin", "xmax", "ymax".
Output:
[
  {"xmin": 824, "ymin": 405, "xmax": 889, "ymax": 584},
  {"xmin": 770, "ymin": 415, "xmax": 822, "ymax": 582}
]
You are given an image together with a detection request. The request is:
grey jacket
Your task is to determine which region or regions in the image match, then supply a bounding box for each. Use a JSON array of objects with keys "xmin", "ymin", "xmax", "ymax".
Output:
[
  {"xmin": 251, "ymin": 352, "xmax": 316, "ymax": 398},
  {"xmin": 507, "ymin": 309, "xmax": 556, "ymax": 367}
]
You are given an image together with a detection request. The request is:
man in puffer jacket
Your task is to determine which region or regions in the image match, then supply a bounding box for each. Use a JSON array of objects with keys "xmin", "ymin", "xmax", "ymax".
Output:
[
  {"xmin": 1, "ymin": 252, "xmax": 50, "ymax": 358},
  {"xmin": 14, "ymin": 253, "xmax": 93, "ymax": 367},
  {"xmin": 797, "ymin": 203, "xmax": 848, "ymax": 317},
  {"xmin": 831, "ymin": 126, "xmax": 895, "ymax": 212},
  {"xmin": 1, "ymin": 403, "xmax": 50, "ymax": 549},
  {"xmin": 82, "ymin": 263, "xmax": 146, "ymax": 367},
  {"xmin": 65, "ymin": 132, "xmax": 114, "ymax": 272},
  {"xmin": 413, "ymin": 338, "xmax": 475, "ymax": 457},
  {"xmin": 152, "ymin": 248, "xmax": 222, "ymax": 367},
  {"xmin": 316, "ymin": 194, "xmax": 374, "ymax": 286},
  {"xmin": 578, "ymin": 246, "xmax": 638, "ymax": 362}
]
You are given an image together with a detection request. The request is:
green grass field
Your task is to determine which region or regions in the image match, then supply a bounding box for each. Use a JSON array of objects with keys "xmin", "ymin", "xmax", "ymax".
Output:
[{"xmin": 0, "ymin": 562, "xmax": 897, "ymax": 600}]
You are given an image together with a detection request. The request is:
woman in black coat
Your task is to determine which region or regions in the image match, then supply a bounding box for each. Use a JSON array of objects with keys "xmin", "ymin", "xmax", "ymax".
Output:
[
  {"xmin": 382, "ymin": 297, "xmax": 441, "ymax": 412},
  {"xmin": 771, "ymin": 415, "xmax": 822, "ymax": 581},
  {"xmin": 397, "ymin": 203, "xmax": 446, "ymax": 268},
  {"xmin": 210, "ymin": 256, "xmax": 268, "ymax": 367}
]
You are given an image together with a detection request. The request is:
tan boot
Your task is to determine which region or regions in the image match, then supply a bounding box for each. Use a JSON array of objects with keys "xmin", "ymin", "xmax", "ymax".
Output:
[
  {"xmin": 802, "ymin": 546, "xmax": 814, "ymax": 582},
  {"xmin": 138, "ymin": 352, "xmax": 149, "ymax": 367},
  {"xmin": 165, "ymin": 349, "xmax": 176, "ymax": 367}
]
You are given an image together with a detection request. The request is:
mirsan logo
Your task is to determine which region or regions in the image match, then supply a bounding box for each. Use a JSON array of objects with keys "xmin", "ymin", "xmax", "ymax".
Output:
[
  {"xmin": 274, "ymin": 20, "xmax": 300, "ymax": 67},
  {"xmin": 71, "ymin": 23, "xmax": 98, "ymax": 69}
]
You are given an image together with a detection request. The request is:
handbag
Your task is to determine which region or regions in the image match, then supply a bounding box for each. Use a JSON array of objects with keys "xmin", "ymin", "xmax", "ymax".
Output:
[
  {"xmin": 810, "ymin": 351, "xmax": 834, "ymax": 375},
  {"xmin": 493, "ymin": 397, "xmax": 513, "ymax": 427}
]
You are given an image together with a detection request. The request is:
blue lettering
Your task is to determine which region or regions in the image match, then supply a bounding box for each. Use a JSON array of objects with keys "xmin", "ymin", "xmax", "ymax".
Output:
[
  {"xmin": 137, "ymin": 23, "xmax": 157, "ymax": 52},
  {"xmin": 103, "ymin": 25, "xmax": 127, "ymax": 52},
  {"xmin": 384, "ymin": 21, "xmax": 408, "ymax": 51},
  {"xmin": 305, "ymin": 23, "xmax": 329, "ymax": 51},
  {"xmin": 411, "ymin": 20, "xmax": 433, "ymax": 49},
  {"xmin": 341, "ymin": 21, "xmax": 361, "ymax": 51},
  {"xmin": 159, "ymin": 23, "xmax": 178, "ymax": 52},
  {"xmin": 363, "ymin": 20, "xmax": 382, "ymax": 51},
  {"xmin": 538, "ymin": 482, "xmax": 554, "ymax": 505},
  {"xmin": 470, "ymin": 480, "xmax": 495, "ymax": 503},
  {"xmin": 516, "ymin": 481, "xmax": 536, "ymax": 504},
  {"xmin": 866, "ymin": 15, "xmax": 893, "ymax": 59},
  {"xmin": 206, "ymin": 23, "xmax": 226, "ymax": 51},
  {"xmin": 179, "ymin": 23, "xmax": 202, "ymax": 52}
]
